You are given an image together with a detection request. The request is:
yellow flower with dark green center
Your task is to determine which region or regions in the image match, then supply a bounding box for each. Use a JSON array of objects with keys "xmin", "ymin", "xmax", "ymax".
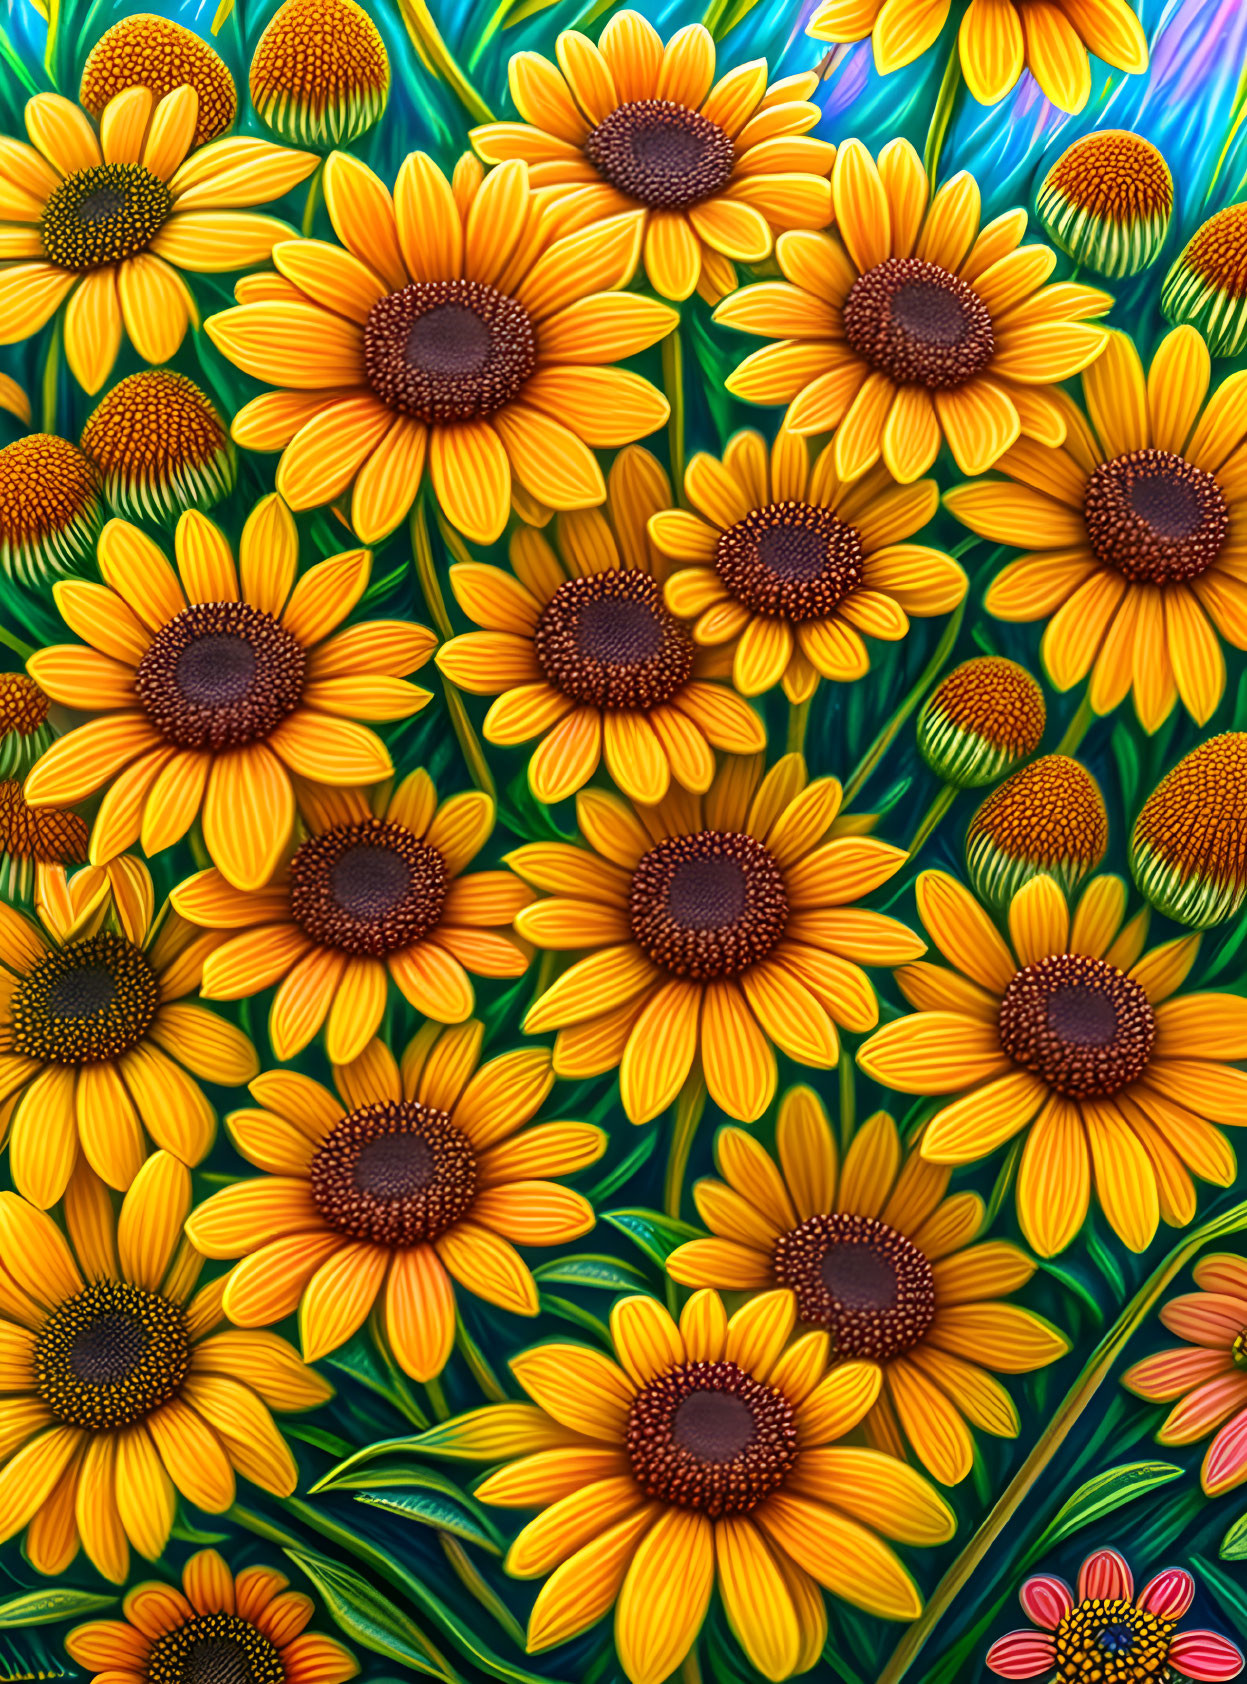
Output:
[
  {"xmin": 205, "ymin": 151, "xmax": 677, "ymax": 547},
  {"xmin": 0, "ymin": 1153, "xmax": 330, "ymax": 1581},
  {"xmin": 80, "ymin": 15, "xmax": 238, "ymax": 145},
  {"xmin": 470, "ymin": 14, "xmax": 833, "ymax": 306},
  {"xmin": 0, "ymin": 432, "xmax": 103, "ymax": 585},
  {"xmin": 0, "ymin": 91, "xmax": 316, "ymax": 393},
  {"xmin": 0, "ymin": 855, "xmax": 254, "ymax": 1206},
  {"xmin": 807, "ymin": 0, "xmax": 1147, "ymax": 114},
  {"xmin": 667, "ymin": 1093, "xmax": 1068, "ymax": 1486},
  {"xmin": 171, "ymin": 776, "xmax": 531, "ymax": 1065},
  {"xmin": 510, "ymin": 752, "xmax": 923, "ymax": 1123},
  {"xmin": 436, "ymin": 445, "xmax": 766, "ymax": 806},
  {"xmin": 24, "ymin": 497, "xmax": 435, "ymax": 892},
  {"xmin": 250, "ymin": 0, "xmax": 390, "ymax": 148},
  {"xmin": 1036, "ymin": 131, "xmax": 1172, "ymax": 280},
  {"xmin": 185, "ymin": 1021, "xmax": 603, "ymax": 1380},
  {"xmin": 715, "ymin": 138, "xmax": 1112, "ymax": 483},
  {"xmin": 858, "ymin": 870, "xmax": 1247, "ymax": 1257},
  {"xmin": 80, "ymin": 369, "xmax": 235, "ymax": 523},
  {"xmin": 416, "ymin": 1288, "xmax": 954, "ymax": 1683},
  {"xmin": 1130, "ymin": 733, "xmax": 1247, "ymax": 928},
  {"xmin": 947, "ymin": 327, "xmax": 1247, "ymax": 732},
  {"xmin": 1163, "ymin": 203, "xmax": 1247, "ymax": 357},
  {"xmin": 966, "ymin": 754, "xmax": 1107, "ymax": 907},
  {"xmin": 651, "ymin": 427, "xmax": 966, "ymax": 699},
  {"xmin": 917, "ymin": 657, "xmax": 1046, "ymax": 788}
]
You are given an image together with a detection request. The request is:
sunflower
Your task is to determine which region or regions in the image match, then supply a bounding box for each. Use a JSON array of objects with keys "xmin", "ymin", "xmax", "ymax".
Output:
[
  {"xmin": 650, "ymin": 427, "xmax": 966, "ymax": 700},
  {"xmin": 0, "ymin": 854, "xmax": 254, "ymax": 1208},
  {"xmin": 665, "ymin": 1094, "xmax": 1068, "ymax": 1486},
  {"xmin": 204, "ymin": 150, "xmax": 677, "ymax": 547},
  {"xmin": 436, "ymin": 445, "xmax": 766, "ymax": 805},
  {"xmin": 468, "ymin": 15, "xmax": 833, "ymax": 306},
  {"xmin": 946, "ymin": 326, "xmax": 1247, "ymax": 731},
  {"xmin": 0, "ymin": 90, "xmax": 316, "ymax": 393},
  {"xmin": 714, "ymin": 138, "xmax": 1112, "ymax": 484},
  {"xmin": 858, "ymin": 870, "xmax": 1247, "ymax": 1257},
  {"xmin": 509, "ymin": 752, "xmax": 924, "ymax": 1124},
  {"xmin": 807, "ymin": 0, "xmax": 1148, "ymax": 115},
  {"xmin": 1123, "ymin": 1253, "xmax": 1247, "ymax": 1497},
  {"xmin": 66, "ymin": 1547, "xmax": 358, "ymax": 1684},
  {"xmin": 986, "ymin": 1549, "xmax": 1243, "ymax": 1682},
  {"xmin": 0, "ymin": 1152, "xmax": 331, "ymax": 1580},
  {"xmin": 185, "ymin": 1020, "xmax": 604, "ymax": 1380},
  {"xmin": 23, "ymin": 498, "xmax": 435, "ymax": 892},
  {"xmin": 171, "ymin": 775, "xmax": 531, "ymax": 1065},
  {"xmin": 415, "ymin": 1288, "xmax": 954, "ymax": 1683}
]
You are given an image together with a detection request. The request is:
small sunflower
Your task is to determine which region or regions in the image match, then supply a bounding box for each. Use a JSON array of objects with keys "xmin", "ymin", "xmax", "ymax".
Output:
[
  {"xmin": 470, "ymin": 15, "xmax": 833, "ymax": 305},
  {"xmin": 0, "ymin": 91, "xmax": 316, "ymax": 393},
  {"xmin": 666, "ymin": 1095, "xmax": 1067, "ymax": 1486},
  {"xmin": 0, "ymin": 1153, "xmax": 331, "ymax": 1581},
  {"xmin": 0, "ymin": 431, "xmax": 103, "ymax": 585},
  {"xmin": 807, "ymin": 0, "xmax": 1148, "ymax": 116},
  {"xmin": 1130, "ymin": 734, "xmax": 1247, "ymax": 928},
  {"xmin": 436, "ymin": 445, "xmax": 766, "ymax": 805},
  {"xmin": 66, "ymin": 1548, "xmax": 357, "ymax": 1684},
  {"xmin": 0, "ymin": 673, "xmax": 53, "ymax": 776},
  {"xmin": 916, "ymin": 657, "xmax": 1046, "ymax": 789},
  {"xmin": 509, "ymin": 752, "xmax": 924, "ymax": 1124},
  {"xmin": 651, "ymin": 428, "xmax": 966, "ymax": 699},
  {"xmin": 0, "ymin": 854, "xmax": 254, "ymax": 1207},
  {"xmin": 715, "ymin": 138, "xmax": 1111, "ymax": 483},
  {"xmin": 171, "ymin": 776, "xmax": 531, "ymax": 1065},
  {"xmin": 80, "ymin": 15, "xmax": 238, "ymax": 145},
  {"xmin": 80, "ymin": 369, "xmax": 235, "ymax": 524},
  {"xmin": 0, "ymin": 778, "xmax": 88, "ymax": 906},
  {"xmin": 205, "ymin": 151, "xmax": 677, "ymax": 546},
  {"xmin": 947, "ymin": 327, "xmax": 1247, "ymax": 731},
  {"xmin": 186, "ymin": 1021, "xmax": 603, "ymax": 1379},
  {"xmin": 24, "ymin": 498, "xmax": 435, "ymax": 892},
  {"xmin": 417, "ymin": 1288, "xmax": 954, "ymax": 1683},
  {"xmin": 858, "ymin": 870, "xmax": 1247, "ymax": 1257},
  {"xmin": 250, "ymin": 0, "xmax": 390, "ymax": 148}
]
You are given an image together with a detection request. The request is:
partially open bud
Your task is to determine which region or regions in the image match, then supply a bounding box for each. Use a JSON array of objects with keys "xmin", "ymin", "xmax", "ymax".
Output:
[
  {"xmin": 966, "ymin": 754, "xmax": 1107, "ymax": 907},
  {"xmin": 1162, "ymin": 203, "xmax": 1247, "ymax": 358},
  {"xmin": 917, "ymin": 657, "xmax": 1045, "ymax": 788},
  {"xmin": 0, "ymin": 780, "xmax": 88, "ymax": 905},
  {"xmin": 250, "ymin": 0, "xmax": 390, "ymax": 148},
  {"xmin": 80, "ymin": 14, "xmax": 236, "ymax": 145},
  {"xmin": 0, "ymin": 434, "xmax": 103, "ymax": 585},
  {"xmin": 1036, "ymin": 130, "xmax": 1172, "ymax": 279},
  {"xmin": 80, "ymin": 370, "xmax": 235, "ymax": 524},
  {"xmin": 1131, "ymin": 733, "xmax": 1247, "ymax": 927},
  {"xmin": 0, "ymin": 675, "xmax": 52, "ymax": 778}
]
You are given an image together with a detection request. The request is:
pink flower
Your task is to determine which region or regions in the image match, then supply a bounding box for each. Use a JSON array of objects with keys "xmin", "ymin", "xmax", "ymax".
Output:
[
  {"xmin": 986, "ymin": 1549, "xmax": 1243, "ymax": 1682},
  {"xmin": 1122, "ymin": 1253, "xmax": 1247, "ymax": 1496}
]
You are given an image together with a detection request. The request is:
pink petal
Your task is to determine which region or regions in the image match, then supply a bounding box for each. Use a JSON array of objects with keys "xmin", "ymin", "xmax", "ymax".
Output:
[
  {"xmin": 1122, "ymin": 1346, "xmax": 1236, "ymax": 1402},
  {"xmin": 1160, "ymin": 1293, "xmax": 1245, "ymax": 1349},
  {"xmin": 1194, "ymin": 1255, "xmax": 1247, "ymax": 1303},
  {"xmin": 1168, "ymin": 1630, "xmax": 1245, "ymax": 1681},
  {"xmin": 985, "ymin": 1632, "xmax": 1057, "ymax": 1679},
  {"xmin": 1203, "ymin": 1409, "xmax": 1247, "ymax": 1496},
  {"xmin": 1020, "ymin": 1574, "xmax": 1073, "ymax": 1631},
  {"xmin": 1077, "ymin": 1548, "xmax": 1133, "ymax": 1603},
  {"xmin": 1161, "ymin": 1378, "xmax": 1247, "ymax": 1447},
  {"xmin": 1137, "ymin": 1567, "xmax": 1194, "ymax": 1619}
]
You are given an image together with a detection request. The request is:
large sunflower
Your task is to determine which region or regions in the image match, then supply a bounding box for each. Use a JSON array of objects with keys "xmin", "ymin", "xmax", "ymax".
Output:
[
  {"xmin": 205, "ymin": 151, "xmax": 677, "ymax": 546},
  {"xmin": 0, "ymin": 90, "xmax": 316, "ymax": 392},
  {"xmin": 24, "ymin": 498, "xmax": 435, "ymax": 892},
  {"xmin": 714, "ymin": 138, "xmax": 1111, "ymax": 483},
  {"xmin": 171, "ymin": 776, "xmax": 531, "ymax": 1065},
  {"xmin": 509, "ymin": 752, "xmax": 923, "ymax": 1123},
  {"xmin": 858, "ymin": 870, "xmax": 1247, "ymax": 1257},
  {"xmin": 946, "ymin": 327, "xmax": 1247, "ymax": 732},
  {"xmin": 185, "ymin": 1021, "xmax": 603, "ymax": 1380},
  {"xmin": 651, "ymin": 428, "xmax": 966, "ymax": 699},
  {"xmin": 469, "ymin": 15, "xmax": 833, "ymax": 305},
  {"xmin": 417, "ymin": 1288, "xmax": 954, "ymax": 1683},
  {"xmin": 0, "ymin": 855, "xmax": 253, "ymax": 1208},
  {"xmin": 436, "ymin": 445, "xmax": 766, "ymax": 805},
  {"xmin": 807, "ymin": 0, "xmax": 1147, "ymax": 116},
  {"xmin": 0, "ymin": 1152, "xmax": 330, "ymax": 1581},
  {"xmin": 666, "ymin": 1093, "xmax": 1068, "ymax": 1486}
]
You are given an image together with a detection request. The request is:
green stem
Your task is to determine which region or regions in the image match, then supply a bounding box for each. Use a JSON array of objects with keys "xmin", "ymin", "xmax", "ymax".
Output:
[
  {"xmin": 923, "ymin": 44, "xmax": 962, "ymax": 186},
  {"xmin": 786, "ymin": 697, "xmax": 810, "ymax": 756},
  {"xmin": 455, "ymin": 1314, "xmax": 507, "ymax": 1403},
  {"xmin": 837, "ymin": 1048, "xmax": 855, "ymax": 1155},
  {"xmin": 424, "ymin": 1376, "xmax": 449, "ymax": 1420},
  {"xmin": 1055, "ymin": 689, "xmax": 1095, "ymax": 757},
  {"xmin": 395, "ymin": 0, "xmax": 494, "ymax": 124},
  {"xmin": 412, "ymin": 501, "xmax": 496, "ymax": 799},
  {"xmin": 844, "ymin": 604, "xmax": 964, "ymax": 807},
  {"xmin": 301, "ymin": 160, "xmax": 324, "ymax": 237},
  {"xmin": 41, "ymin": 322, "xmax": 59, "ymax": 435},
  {"xmin": 701, "ymin": 0, "xmax": 731, "ymax": 37},
  {"xmin": 907, "ymin": 783, "xmax": 956, "ymax": 858},
  {"xmin": 0, "ymin": 624, "xmax": 35, "ymax": 662},
  {"xmin": 665, "ymin": 1075, "xmax": 705, "ymax": 1222},
  {"xmin": 876, "ymin": 1195, "xmax": 1247, "ymax": 1684},
  {"xmin": 661, "ymin": 329, "xmax": 685, "ymax": 493}
]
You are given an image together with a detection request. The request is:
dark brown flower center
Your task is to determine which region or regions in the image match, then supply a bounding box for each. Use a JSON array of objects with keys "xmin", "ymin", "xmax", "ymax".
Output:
[
  {"xmin": 11, "ymin": 931, "xmax": 158, "ymax": 1065},
  {"xmin": 148, "ymin": 1614, "xmax": 285, "ymax": 1684},
  {"xmin": 288, "ymin": 818, "xmax": 448, "ymax": 955},
  {"xmin": 134, "ymin": 600, "xmax": 306, "ymax": 750},
  {"xmin": 584, "ymin": 99, "xmax": 734, "ymax": 211},
  {"xmin": 533, "ymin": 571, "xmax": 694, "ymax": 709},
  {"xmin": 1083, "ymin": 447, "xmax": 1229, "ymax": 584},
  {"xmin": 625, "ymin": 1358, "xmax": 798, "ymax": 1516},
  {"xmin": 308, "ymin": 1099, "xmax": 477, "ymax": 1246},
  {"xmin": 628, "ymin": 829, "xmax": 789, "ymax": 980},
  {"xmin": 40, "ymin": 162, "xmax": 172, "ymax": 271},
  {"xmin": 363, "ymin": 278, "xmax": 537, "ymax": 422},
  {"xmin": 35, "ymin": 1279, "xmax": 190, "ymax": 1431},
  {"xmin": 998, "ymin": 952, "xmax": 1156, "ymax": 1099},
  {"xmin": 715, "ymin": 501, "xmax": 865, "ymax": 621},
  {"xmin": 773, "ymin": 1212, "xmax": 936, "ymax": 1357},
  {"xmin": 1053, "ymin": 1597, "xmax": 1174, "ymax": 1684},
  {"xmin": 843, "ymin": 257, "xmax": 995, "ymax": 390}
]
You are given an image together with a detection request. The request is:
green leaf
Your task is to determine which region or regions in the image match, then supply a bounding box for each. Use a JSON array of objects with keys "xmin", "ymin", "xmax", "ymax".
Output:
[
  {"xmin": 1219, "ymin": 1509, "xmax": 1247, "ymax": 1560},
  {"xmin": 602, "ymin": 1208, "xmax": 700, "ymax": 1269},
  {"xmin": 1035, "ymin": 1462, "xmax": 1184, "ymax": 1551},
  {"xmin": 283, "ymin": 1548, "xmax": 452, "ymax": 1681},
  {"xmin": 584, "ymin": 1131, "xmax": 658, "ymax": 1204},
  {"xmin": 0, "ymin": 1588, "xmax": 118, "ymax": 1627},
  {"xmin": 532, "ymin": 1254, "xmax": 650, "ymax": 1292},
  {"xmin": 354, "ymin": 1489, "xmax": 501, "ymax": 1553}
]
